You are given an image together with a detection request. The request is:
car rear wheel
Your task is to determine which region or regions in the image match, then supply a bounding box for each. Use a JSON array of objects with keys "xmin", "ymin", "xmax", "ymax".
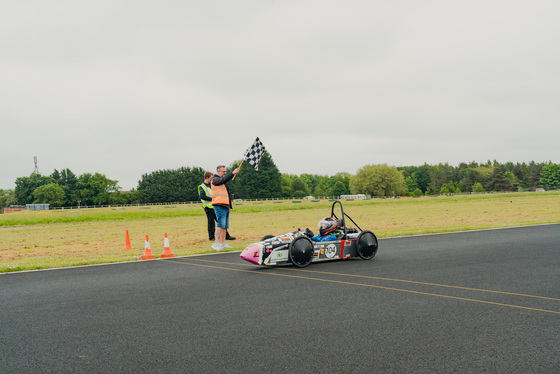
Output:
[
  {"xmin": 260, "ymin": 235, "xmax": 275, "ymax": 241},
  {"xmin": 356, "ymin": 231, "xmax": 378, "ymax": 260},
  {"xmin": 289, "ymin": 236, "xmax": 314, "ymax": 268}
]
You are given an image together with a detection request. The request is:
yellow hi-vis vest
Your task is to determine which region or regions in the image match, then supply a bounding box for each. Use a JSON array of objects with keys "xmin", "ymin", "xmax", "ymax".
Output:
[
  {"xmin": 198, "ymin": 183, "xmax": 213, "ymax": 209},
  {"xmin": 211, "ymin": 178, "xmax": 230, "ymax": 206}
]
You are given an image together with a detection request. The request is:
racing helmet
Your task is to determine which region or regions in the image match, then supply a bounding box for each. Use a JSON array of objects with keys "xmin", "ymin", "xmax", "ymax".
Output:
[{"xmin": 318, "ymin": 217, "xmax": 338, "ymax": 236}]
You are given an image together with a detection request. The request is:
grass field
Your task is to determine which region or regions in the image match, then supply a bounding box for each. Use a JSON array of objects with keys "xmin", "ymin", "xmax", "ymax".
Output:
[{"xmin": 1, "ymin": 191, "xmax": 559, "ymax": 273}]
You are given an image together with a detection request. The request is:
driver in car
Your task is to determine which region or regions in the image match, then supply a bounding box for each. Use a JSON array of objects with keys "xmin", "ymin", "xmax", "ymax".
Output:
[{"xmin": 308, "ymin": 217, "xmax": 339, "ymax": 242}]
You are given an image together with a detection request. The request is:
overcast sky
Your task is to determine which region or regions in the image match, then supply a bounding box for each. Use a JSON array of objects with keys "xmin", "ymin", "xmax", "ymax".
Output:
[{"xmin": 1, "ymin": 0, "xmax": 559, "ymax": 191}]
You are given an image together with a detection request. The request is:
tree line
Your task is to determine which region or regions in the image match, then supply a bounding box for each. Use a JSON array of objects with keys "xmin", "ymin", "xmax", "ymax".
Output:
[
  {"xmin": 5, "ymin": 169, "xmax": 124, "ymax": 208},
  {"xmin": 2, "ymin": 153, "xmax": 559, "ymax": 212}
]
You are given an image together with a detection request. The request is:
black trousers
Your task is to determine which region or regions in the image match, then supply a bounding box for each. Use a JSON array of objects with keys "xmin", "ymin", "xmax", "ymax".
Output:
[{"xmin": 204, "ymin": 207, "xmax": 216, "ymax": 240}]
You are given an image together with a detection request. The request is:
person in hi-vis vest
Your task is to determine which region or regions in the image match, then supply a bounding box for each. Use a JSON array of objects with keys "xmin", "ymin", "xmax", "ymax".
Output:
[
  {"xmin": 198, "ymin": 171, "xmax": 236, "ymax": 242},
  {"xmin": 210, "ymin": 165, "xmax": 240, "ymax": 251}
]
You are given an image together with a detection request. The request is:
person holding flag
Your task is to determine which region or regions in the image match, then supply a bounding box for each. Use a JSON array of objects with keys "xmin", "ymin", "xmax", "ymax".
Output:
[
  {"xmin": 198, "ymin": 171, "xmax": 236, "ymax": 242},
  {"xmin": 210, "ymin": 165, "xmax": 240, "ymax": 250},
  {"xmin": 209, "ymin": 137, "xmax": 266, "ymax": 251}
]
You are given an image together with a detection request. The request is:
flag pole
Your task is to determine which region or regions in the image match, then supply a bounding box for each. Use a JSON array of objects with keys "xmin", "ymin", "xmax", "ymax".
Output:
[{"xmin": 233, "ymin": 159, "xmax": 244, "ymax": 180}]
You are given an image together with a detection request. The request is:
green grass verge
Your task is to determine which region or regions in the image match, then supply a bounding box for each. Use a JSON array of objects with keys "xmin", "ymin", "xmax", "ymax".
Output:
[{"xmin": 1, "ymin": 191, "xmax": 559, "ymax": 273}]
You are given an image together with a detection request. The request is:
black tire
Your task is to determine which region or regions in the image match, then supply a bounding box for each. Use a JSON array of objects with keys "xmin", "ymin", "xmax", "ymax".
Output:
[
  {"xmin": 289, "ymin": 236, "xmax": 315, "ymax": 268},
  {"xmin": 356, "ymin": 230, "xmax": 378, "ymax": 260},
  {"xmin": 260, "ymin": 235, "xmax": 275, "ymax": 241}
]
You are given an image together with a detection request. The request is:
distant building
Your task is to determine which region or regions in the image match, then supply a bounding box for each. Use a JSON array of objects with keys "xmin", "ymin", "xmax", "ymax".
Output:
[
  {"xmin": 340, "ymin": 194, "xmax": 367, "ymax": 200},
  {"xmin": 3, "ymin": 205, "xmax": 27, "ymax": 214},
  {"xmin": 26, "ymin": 204, "xmax": 50, "ymax": 211}
]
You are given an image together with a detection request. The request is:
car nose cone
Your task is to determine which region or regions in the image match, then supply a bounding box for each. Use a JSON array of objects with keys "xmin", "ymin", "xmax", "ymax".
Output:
[{"xmin": 240, "ymin": 244, "xmax": 261, "ymax": 265}]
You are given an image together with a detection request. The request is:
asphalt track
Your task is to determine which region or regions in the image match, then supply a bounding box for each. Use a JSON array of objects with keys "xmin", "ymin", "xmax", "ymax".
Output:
[{"xmin": 1, "ymin": 224, "xmax": 559, "ymax": 373}]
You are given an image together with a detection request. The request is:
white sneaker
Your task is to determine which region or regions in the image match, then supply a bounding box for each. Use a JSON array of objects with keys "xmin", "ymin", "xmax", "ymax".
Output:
[
  {"xmin": 223, "ymin": 243, "xmax": 233, "ymax": 249},
  {"xmin": 211, "ymin": 242, "xmax": 224, "ymax": 251}
]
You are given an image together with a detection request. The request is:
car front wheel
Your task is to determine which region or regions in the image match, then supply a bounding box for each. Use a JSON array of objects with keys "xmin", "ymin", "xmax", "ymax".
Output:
[{"xmin": 289, "ymin": 236, "xmax": 315, "ymax": 268}]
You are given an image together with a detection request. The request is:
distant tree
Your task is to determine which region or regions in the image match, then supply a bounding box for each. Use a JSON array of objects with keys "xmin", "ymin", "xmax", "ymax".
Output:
[
  {"xmin": 539, "ymin": 163, "xmax": 560, "ymax": 189},
  {"xmin": 14, "ymin": 170, "xmax": 125, "ymax": 207},
  {"xmin": 78, "ymin": 173, "xmax": 120, "ymax": 205},
  {"xmin": 399, "ymin": 165, "xmax": 432, "ymax": 193},
  {"xmin": 410, "ymin": 188, "xmax": 423, "ymax": 196},
  {"xmin": 136, "ymin": 167, "xmax": 205, "ymax": 203},
  {"xmin": 332, "ymin": 181, "xmax": 347, "ymax": 197},
  {"xmin": 414, "ymin": 165, "xmax": 432, "ymax": 193},
  {"xmin": 279, "ymin": 172, "xmax": 351, "ymax": 198},
  {"xmin": 472, "ymin": 182, "xmax": 485, "ymax": 193},
  {"xmin": 291, "ymin": 177, "xmax": 308, "ymax": 198},
  {"xmin": 330, "ymin": 173, "xmax": 351, "ymax": 194},
  {"xmin": 32, "ymin": 183, "xmax": 65, "ymax": 207},
  {"xmin": 114, "ymin": 190, "xmax": 139, "ymax": 205},
  {"xmin": 350, "ymin": 164, "xmax": 406, "ymax": 196},
  {"xmin": 527, "ymin": 162, "xmax": 543, "ymax": 188},
  {"xmin": 313, "ymin": 176, "xmax": 332, "ymax": 197},
  {"xmin": 512, "ymin": 163, "xmax": 527, "ymax": 188},
  {"xmin": 429, "ymin": 163, "xmax": 455, "ymax": 193},
  {"xmin": 281, "ymin": 174, "xmax": 294, "ymax": 197},
  {"xmin": 299, "ymin": 174, "xmax": 317, "ymax": 195},
  {"xmin": 461, "ymin": 165, "xmax": 493, "ymax": 192},
  {"xmin": 230, "ymin": 152, "xmax": 282, "ymax": 199},
  {"xmin": 313, "ymin": 186, "xmax": 325, "ymax": 197},
  {"xmin": 504, "ymin": 171, "xmax": 520, "ymax": 191},
  {"xmin": 51, "ymin": 168, "xmax": 79, "ymax": 206},
  {"xmin": 0, "ymin": 190, "xmax": 6, "ymax": 212},
  {"xmin": 440, "ymin": 182, "xmax": 460, "ymax": 194},
  {"xmin": 486, "ymin": 167, "xmax": 514, "ymax": 192},
  {"xmin": 14, "ymin": 173, "xmax": 55, "ymax": 205},
  {"xmin": 461, "ymin": 168, "xmax": 475, "ymax": 192},
  {"xmin": 405, "ymin": 176, "xmax": 419, "ymax": 195},
  {"xmin": 0, "ymin": 189, "xmax": 16, "ymax": 212}
]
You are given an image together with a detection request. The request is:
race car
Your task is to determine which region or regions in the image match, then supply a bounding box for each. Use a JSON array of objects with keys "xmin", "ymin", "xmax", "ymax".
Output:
[{"xmin": 240, "ymin": 200, "xmax": 379, "ymax": 267}]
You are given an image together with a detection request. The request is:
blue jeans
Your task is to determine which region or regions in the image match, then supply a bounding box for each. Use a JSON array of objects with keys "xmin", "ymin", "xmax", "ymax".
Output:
[{"xmin": 213, "ymin": 205, "xmax": 230, "ymax": 229}]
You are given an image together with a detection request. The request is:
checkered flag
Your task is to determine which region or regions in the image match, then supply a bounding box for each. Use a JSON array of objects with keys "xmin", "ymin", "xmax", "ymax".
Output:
[{"xmin": 244, "ymin": 137, "xmax": 266, "ymax": 170}]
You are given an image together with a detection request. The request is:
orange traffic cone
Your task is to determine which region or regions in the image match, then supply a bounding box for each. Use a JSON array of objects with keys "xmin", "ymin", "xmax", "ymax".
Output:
[
  {"xmin": 123, "ymin": 229, "xmax": 134, "ymax": 250},
  {"xmin": 141, "ymin": 235, "xmax": 155, "ymax": 260},
  {"xmin": 160, "ymin": 233, "xmax": 175, "ymax": 258}
]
